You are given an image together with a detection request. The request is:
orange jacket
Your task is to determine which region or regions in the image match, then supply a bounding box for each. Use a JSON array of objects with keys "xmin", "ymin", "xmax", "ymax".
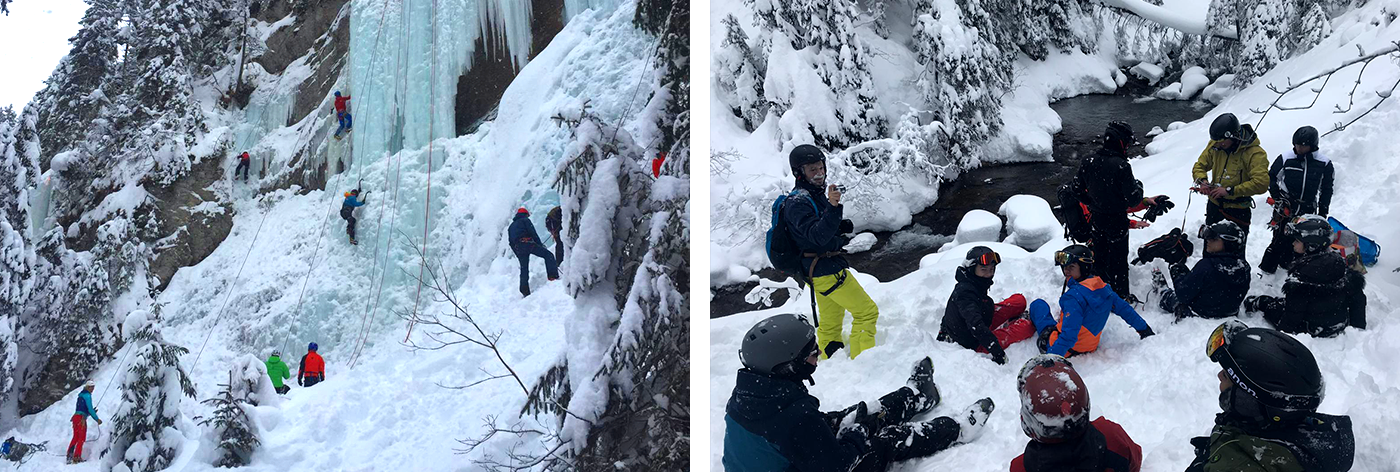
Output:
[{"xmin": 298, "ymin": 351, "xmax": 325, "ymax": 380}]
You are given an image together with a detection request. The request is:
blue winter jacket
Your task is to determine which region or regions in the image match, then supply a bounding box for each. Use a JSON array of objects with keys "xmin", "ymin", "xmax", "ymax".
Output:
[
  {"xmin": 723, "ymin": 369, "xmax": 867, "ymax": 472},
  {"xmin": 1045, "ymin": 276, "xmax": 1150, "ymax": 356},
  {"xmin": 1174, "ymin": 252, "xmax": 1251, "ymax": 318},
  {"xmin": 507, "ymin": 212, "xmax": 542, "ymax": 248},
  {"xmin": 780, "ymin": 180, "xmax": 849, "ymax": 278},
  {"xmin": 342, "ymin": 194, "xmax": 365, "ymax": 209},
  {"xmin": 75, "ymin": 391, "xmax": 99, "ymax": 421}
]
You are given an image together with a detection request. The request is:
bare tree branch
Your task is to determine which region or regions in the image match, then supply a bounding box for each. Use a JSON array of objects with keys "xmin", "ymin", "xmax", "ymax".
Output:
[{"xmin": 1250, "ymin": 41, "xmax": 1400, "ymax": 135}]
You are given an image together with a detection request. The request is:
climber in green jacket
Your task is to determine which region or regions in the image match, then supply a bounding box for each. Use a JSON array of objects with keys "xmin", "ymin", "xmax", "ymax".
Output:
[{"xmin": 266, "ymin": 351, "xmax": 291, "ymax": 395}]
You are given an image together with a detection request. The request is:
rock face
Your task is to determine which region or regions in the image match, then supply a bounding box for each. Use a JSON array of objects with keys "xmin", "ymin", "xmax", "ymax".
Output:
[{"xmin": 146, "ymin": 157, "xmax": 234, "ymax": 291}]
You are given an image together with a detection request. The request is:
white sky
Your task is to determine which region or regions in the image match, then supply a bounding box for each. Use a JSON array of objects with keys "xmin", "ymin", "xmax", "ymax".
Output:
[{"xmin": 0, "ymin": 0, "xmax": 90, "ymax": 112}]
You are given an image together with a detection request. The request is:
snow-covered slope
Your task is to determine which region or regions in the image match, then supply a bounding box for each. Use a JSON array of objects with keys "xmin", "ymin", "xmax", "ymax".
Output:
[
  {"xmin": 4, "ymin": 2, "xmax": 663, "ymax": 470},
  {"xmin": 711, "ymin": 2, "xmax": 1400, "ymax": 470}
]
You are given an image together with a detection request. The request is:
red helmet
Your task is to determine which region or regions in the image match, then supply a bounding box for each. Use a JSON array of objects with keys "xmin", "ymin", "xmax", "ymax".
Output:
[
  {"xmin": 516, "ymin": 207, "xmax": 529, "ymax": 215},
  {"xmin": 1018, "ymin": 354, "xmax": 1090, "ymax": 443}
]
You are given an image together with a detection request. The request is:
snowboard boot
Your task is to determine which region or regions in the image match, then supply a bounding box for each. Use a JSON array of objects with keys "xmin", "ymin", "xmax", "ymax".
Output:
[
  {"xmin": 952, "ymin": 397, "xmax": 996, "ymax": 444},
  {"xmin": 1151, "ymin": 268, "xmax": 1168, "ymax": 296},
  {"xmin": 905, "ymin": 356, "xmax": 940, "ymax": 414},
  {"xmin": 1123, "ymin": 293, "xmax": 1143, "ymax": 306},
  {"xmin": 1243, "ymin": 295, "xmax": 1261, "ymax": 313}
]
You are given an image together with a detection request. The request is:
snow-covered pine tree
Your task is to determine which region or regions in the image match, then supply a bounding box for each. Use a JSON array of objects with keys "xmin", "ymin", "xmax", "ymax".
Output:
[
  {"xmin": 912, "ymin": 0, "xmax": 1014, "ymax": 169},
  {"xmin": 1295, "ymin": 2, "xmax": 1332, "ymax": 53},
  {"xmin": 30, "ymin": 0, "xmax": 123, "ymax": 164},
  {"xmin": 0, "ymin": 110, "xmax": 34, "ymax": 424},
  {"xmin": 714, "ymin": 15, "xmax": 769, "ymax": 130},
  {"xmin": 115, "ymin": 0, "xmax": 210, "ymax": 185},
  {"xmin": 635, "ymin": 0, "xmax": 688, "ymax": 162},
  {"xmin": 197, "ymin": 370, "xmax": 260, "ymax": 468},
  {"xmin": 103, "ymin": 310, "xmax": 197, "ymax": 472},
  {"xmin": 1236, "ymin": 0, "xmax": 1293, "ymax": 87}
]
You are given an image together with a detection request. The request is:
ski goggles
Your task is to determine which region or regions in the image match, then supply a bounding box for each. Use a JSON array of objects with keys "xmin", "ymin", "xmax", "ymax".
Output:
[
  {"xmin": 1054, "ymin": 251, "xmax": 1094, "ymax": 267},
  {"xmin": 1198, "ymin": 224, "xmax": 1242, "ymax": 243},
  {"xmin": 1205, "ymin": 319, "xmax": 1248, "ymax": 362},
  {"xmin": 973, "ymin": 251, "xmax": 1002, "ymax": 266}
]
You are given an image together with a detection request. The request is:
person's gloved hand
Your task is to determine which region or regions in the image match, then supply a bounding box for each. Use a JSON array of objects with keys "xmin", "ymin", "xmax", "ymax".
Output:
[
  {"xmin": 824, "ymin": 341, "xmax": 845, "ymax": 359},
  {"xmin": 839, "ymin": 219, "xmax": 855, "ymax": 234},
  {"xmin": 989, "ymin": 344, "xmax": 1007, "ymax": 365},
  {"xmin": 1036, "ymin": 326, "xmax": 1056, "ymax": 354},
  {"xmin": 1138, "ymin": 327, "xmax": 1156, "ymax": 339},
  {"xmin": 837, "ymin": 424, "xmax": 870, "ymax": 452},
  {"xmin": 1128, "ymin": 219, "xmax": 1151, "ymax": 229},
  {"xmin": 298, "ymin": 378, "xmax": 304, "ymax": 387}
]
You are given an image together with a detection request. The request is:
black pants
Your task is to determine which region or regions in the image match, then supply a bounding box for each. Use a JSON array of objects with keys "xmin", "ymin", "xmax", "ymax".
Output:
[
  {"xmin": 275, "ymin": 385, "xmax": 290, "ymax": 395},
  {"xmin": 513, "ymin": 243, "xmax": 559, "ymax": 296},
  {"xmin": 302, "ymin": 375, "xmax": 323, "ymax": 388},
  {"xmin": 1258, "ymin": 226, "xmax": 1296, "ymax": 274},
  {"xmin": 235, "ymin": 160, "xmax": 250, "ymax": 180},
  {"xmin": 341, "ymin": 207, "xmax": 357, "ymax": 239},
  {"xmin": 1090, "ymin": 226, "xmax": 1131, "ymax": 299},
  {"xmin": 835, "ymin": 387, "xmax": 961, "ymax": 472},
  {"xmin": 551, "ymin": 231, "xmax": 564, "ymax": 265},
  {"xmin": 1206, "ymin": 202, "xmax": 1252, "ymax": 236}
]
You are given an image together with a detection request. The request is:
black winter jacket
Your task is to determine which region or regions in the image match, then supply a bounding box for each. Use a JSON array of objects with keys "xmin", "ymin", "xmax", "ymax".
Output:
[
  {"xmin": 1170, "ymin": 252, "xmax": 1250, "ymax": 318},
  {"xmin": 1268, "ymin": 150, "xmax": 1334, "ymax": 216},
  {"xmin": 1279, "ymin": 250, "xmax": 1350, "ymax": 337},
  {"xmin": 938, "ymin": 267, "xmax": 1000, "ymax": 352},
  {"xmin": 723, "ymin": 369, "xmax": 868, "ymax": 472},
  {"xmin": 1078, "ymin": 147, "xmax": 1143, "ymax": 234},
  {"xmin": 781, "ymin": 179, "xmax": 849, "ymax": 278},
  {"xmin": 507, "ymin": 213, "xmax": 542, "ymax": 249}
]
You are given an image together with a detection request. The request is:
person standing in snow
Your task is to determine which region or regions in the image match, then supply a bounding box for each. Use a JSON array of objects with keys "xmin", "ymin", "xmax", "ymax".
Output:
[
  {"xmin": 508, "ymin": 207, "xmax": 559, "ymax": 297},
  {"xmin": 1259, "ymin": 125, "xmax": 1334, "ymax": 274},
  {"xmin": 234, "ymin": 151, "xmax": 251, "ymax": 181},
  {"xmin": 1192, "ymin": 113, "xmax": 1271, "ymax": 235},
  {"xmin": 1010, "ymin": 354, "xmax": 1142, "ymax": 472},
  {"xmin": 66, "ymin": 380, "xmax": 101, "ymax": 464},
  {"xmin": 936, "ymin": 246, "xmax": 1035, "ymax": 365},
  {"xmin": 298, "ymin": 342, "xmax": 326, "ymax": 388},
  {"xmin": 1244, "ymin": 216, "xmax": 1365, "ymax": 337},
  {"xmin": 1028, "ymin": 245, "xmax": 1155, "ymax": 358},
  {"xmin": 1075, "ymin": 121, "xmax": 1169, "ymax": 303},
  {"xmin": 1151, "ymin": 221, "xmax": 1251, "ymax": 321},
  {"xmin": 1186, "ymin": 320, "xmax": 1354, "ymax": 472},
  {"xmin": 333, "ymin": 91, "xmax": 353, "ymax": 139},
  {"xmin": 545, "ymin": 206, "xmax": 563, "ymax": 265},
  {"xmin": 723, "ymin": 314, "xmax": 996, "ymax": 472},
  {"xmin": 341, "ymin": 188, "xmax": 367, "ymax": 245},
  {"xmin": 266, "ymin": 350, "xmax": 291, "ymax": 395},
  {"xmin": 781, "ymin": 144, "xmax": 877, "ymax": 359}
]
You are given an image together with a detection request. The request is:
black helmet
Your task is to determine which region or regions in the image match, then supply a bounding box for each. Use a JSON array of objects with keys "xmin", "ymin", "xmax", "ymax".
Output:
[
  {"xmin": 1199, "ymin": 220, "xmax": 1245, "ymax": 251},
  {"xmin": 1103, "ymin": 121, "xmax": 1134, "ymax": 149},
  {"xmin": 1207, "ymin": 320, "xmax": 1324, "ymax": 423},
  {"xmin": 1054, "ymin": 244, "xmax": 1095, "ymax": 273},
  {"xmin": 1292, "ymin": 126, "xmax": 1319, "ymax": 149},
  {"xmin": 1288, "ymin": 215, "xmax": 1333, "ymax": 252},
  {"xmin": 788, "ymin": 144, "xmax": 825, "ymax": 179},
  {"xmin": 1209, "ymin": 113, "xmax": 1242, "ymax": 141},
  {"xmin": 740, "ymin": 314, "xmax": 818, "ymax": 379}
]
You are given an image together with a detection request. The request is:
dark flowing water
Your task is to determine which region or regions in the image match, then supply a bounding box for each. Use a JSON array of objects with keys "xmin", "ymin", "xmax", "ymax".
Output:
[{"xmin": 710, "ymin": 93, "xmax": 1210, "ymax": 318}]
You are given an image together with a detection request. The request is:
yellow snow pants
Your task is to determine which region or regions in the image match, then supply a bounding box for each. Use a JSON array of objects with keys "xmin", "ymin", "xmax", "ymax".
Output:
[{"xmin": 812, "ymin": 270, "xmax": 879, "ymax": 359}]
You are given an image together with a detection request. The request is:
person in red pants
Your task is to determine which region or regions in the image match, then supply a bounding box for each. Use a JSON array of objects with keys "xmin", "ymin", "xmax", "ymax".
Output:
[
  {"xmin": 937, "ymin": 246, "xmax": 1036, "ymax": 364},
  {"xmin": 67, "ymin": 380, "xmax": 102, "ymax": 464}
]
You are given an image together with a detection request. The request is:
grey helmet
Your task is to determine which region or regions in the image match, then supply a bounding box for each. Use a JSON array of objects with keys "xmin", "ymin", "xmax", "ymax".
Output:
[{"xmin": 740, "ymin": 314, "xmax": 817, "ymax": 376}]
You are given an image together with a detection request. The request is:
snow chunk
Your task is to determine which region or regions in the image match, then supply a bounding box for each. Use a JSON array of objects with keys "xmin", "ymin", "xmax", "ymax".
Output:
[
  {"xmin": 844, "ymin": 232, "xmax": 878, "ymax": 254},
  {"xmin": 1201, "ymin": 75, "xmax": 1237, "ymax": 104},
  {"xmin": 1167, "ymin": 121, "xmax": 1187, "ymax": 131},
  {"xmin": 1156, "ymin": 67, "xmax": 1209, "ymax": 100},
  {"xmin": 1129, "ymin": 62, "xmax": 1165, "ymax": 85},
  {"xmin": 951, "ymin": 210, "xmax": 1002, "ymax": 246},
  {"xmin": 999, "ymin": 195, "xmax": 1059, "ymax": 251},
  {"xmin": 123, "ymin": 310, "xmax": 151, "ymax": 340},
  {"xmin": 1146, "ymin": 126, "xmax": 1166, "ymax": 137},
  {"xmin": 50, "ymin": 150, "xmax": 80, "ymax": 172}
]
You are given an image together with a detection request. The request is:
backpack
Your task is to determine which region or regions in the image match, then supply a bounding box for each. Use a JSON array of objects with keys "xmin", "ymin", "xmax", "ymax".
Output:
[
  {"xmin": 1057, "ymin": 177, "xmax": 1094, "ymax": 243},
  {"xmin": 1132, "ymin": 228, "xmax": 1194, "ymax": 265},
  {"xmin": 766, "ymin": 190, "xmax": 818, "ymax": 277},
  {"xmin": 1327, "ymin": 217, "xmax": 1380, "ymax": 267}
]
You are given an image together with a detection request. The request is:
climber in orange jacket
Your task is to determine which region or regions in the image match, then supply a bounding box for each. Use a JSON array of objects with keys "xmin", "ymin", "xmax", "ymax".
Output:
[{"xmin": 298, "ymin": 342, "xmax": 326, "ymax": 388}]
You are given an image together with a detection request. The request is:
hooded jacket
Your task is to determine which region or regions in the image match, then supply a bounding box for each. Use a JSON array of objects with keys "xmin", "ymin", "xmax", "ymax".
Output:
[
  {"xmin": 1010, "ymin": 417, "xmax": 1142, "ymax": 472},
  {"xmin": 1268, "ymin": 149, "xmax": 1334, "ymax": 216},
  {"xmin": 781, "ymin": 179, "xmax": 849, "ymax": 279},
  {"xmin": 1187, "ymin": 413, "xmax": 1354, "ymax": 472},
  {"xmin": 1079, "ymin": 147, "xmax": 1143, "ymax": 234},
  {"xmin": 1045, "ymin": 276, "xmax": 1150, "ymax": 356},
  {"xmin": 266, "ymin": 355, "xmax": 291, "ymax": 388},
  {"xmin": 938, "ymin": 267, "xmax": 1000, "ymax": 352},
  {"xmin": 508, "ymin": 212, "xmax": 542, "ymax": 248},
  {"xmin": 723, "ymin": 369, "xmax": 868, "ymax": 472},
  {"xmin": 1172, "ymin": 251, "xmax": 1251, "ymax": 318},
  {"xmin": 1278, "ymin": 250, "xmax": 1350, "ymax": 337},
  {"xmin": 1192, "ymin": 124, "xmax": 1271, "ymax": 209}
]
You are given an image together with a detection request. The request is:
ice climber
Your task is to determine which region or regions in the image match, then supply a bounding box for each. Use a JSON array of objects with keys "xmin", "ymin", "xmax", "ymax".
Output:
[
  {"xmin": 778, "ymin": 144, "xmax": 878, "ymax": 359},
  {"xmin": 1010, "ymin": 354, "xmax": 1142, "ymax": 472},
  {"xmin": 298, "ymin": 342, "xmax": 326, "ymax": 388},
  {"xmin": 936, "ymin": 246, "xmax": 1035, "ymax": 365},
  {"xmin": 266, "ymin": 350, "xmax": 291, "ymax": 395},
  {"xmin": 1028, "ymin": 245, "xmax": 1155, "ymax": 357},
  {"xmin": 722, "ymin": 314, "xmax": 996, "ymax": 472},
  {"xmin": 234, "ymin": 151, "xmax": 251, "ymax": 181},
  {"xmin": 1150, "ymin": 221, "xmax": 1251, "ymax": 321},
  {"xmin": 1244, "ymin": 215, "xmax": 1366, "ymax": 337},
  {"xmin": 333, "ymin": 91, "xmax": 352, "ymax": 139},
  {"xmin": 1192, "ymin": 113, "xmax": 1270, "ymax": 236},
  {"xmin": 1186, "ymin": 320, "xmax": 1354, "ymax": 471},
  {"xmin": 545, "ymin": 206, "xmax": 563, "ymax": 265},
  {"xmin": 1074, "ymin": 121, "xmax": 1170, "ymax": 303},
  {"xmin": 1260, "ymin": 125, "xmax": 1335, "ymax": 274},
  {"xmin": 341, "ymin": 188, "xmax": 367, "ymax": 245},
  {"xmin": 508, "ymin": 207, "xmax": 559, "ymax": 297},
  {"xmin": 67, "ymin": 380, "xmax": 101, "ymax": 464}
]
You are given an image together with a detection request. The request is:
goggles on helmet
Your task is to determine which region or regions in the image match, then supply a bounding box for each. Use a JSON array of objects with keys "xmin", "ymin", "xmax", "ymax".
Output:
[
  {"xmin": 1054, "ymin": 251, "xmax": 1093, "ymax": 267},
  {"xmin": 975, "ymin": 251, "xmax": 1002, "ymax": 266},
  {"xmin": 1206, "ymin": 319, "xmax": 1247, "ymax": 361},
  {"xmin": 1199, "ymin": 224, "xmax": 1241, "ymax": 243}
]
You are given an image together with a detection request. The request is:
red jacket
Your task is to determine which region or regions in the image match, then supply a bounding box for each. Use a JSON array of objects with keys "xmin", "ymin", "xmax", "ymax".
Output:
[
  {"xmin": 298, "ymin": 351, "xmax": 325, "ymax": 380},
  {"xmin": 334, "ymin": 95, "xmax": 351, "ymax": 113},
  {"xmin": 239, "ymin": 152, "xmax": 249, "ymax": 162},
  {"xmin": 1010, "ymin": 417, "xmax": 1142, "ymax": 472}
]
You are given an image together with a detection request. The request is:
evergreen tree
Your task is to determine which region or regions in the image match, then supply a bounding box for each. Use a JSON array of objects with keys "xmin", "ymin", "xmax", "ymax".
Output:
[
  {"xmin": 1296, "ymin": 2, "xmax": 1332, "ymax": 53},
  {"xmin": 635, "ymin": 0, "xmax": 688, "ymax": 163},
  {"xmin": 912, "ymin": 0, "xmax": 1014, "ymax": 169},
  {"xmin": 0, "ymin": 110, "xmax": 33, "ymax": 422},
  {"xmin": 714, "ymin": 15, "xmax": 769, "ymax": 130},
  {"xmin": 116, "ymin": 0, "xmax": 209, "ymax": 185},
  {"xmin": 31, "ymin": 0, "xmax": 123, "ymax": 163},
  {"xmin": 1236, "ymin": 0, "xmax": 1292, "ymax": 87},
  {"xmin": 102, "ymin": 311, "xmax": 196, "ymax": 472},
  {"xmin": 198, "ymin": 371, "xmax": 260, "ymax": 468}
]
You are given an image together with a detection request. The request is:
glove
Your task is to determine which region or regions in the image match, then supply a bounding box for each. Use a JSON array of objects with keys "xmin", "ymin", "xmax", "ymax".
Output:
[
  {"xmin": 1128, "ymin": 219, "xmax": 1151, "ymax": 229},
  {"xmin": 1036, "ymin": 326, "xmax": 1056, "ymax": 354},
  {"xmin": 988, "ymin": 344, "xmax": 1007, "ymax": 365},
  {"xmin": 836, "ymin": 425, "xmax": 870, "ymax": 452},
  {"xmin": 298, "ymin": 378, "xmax": 304, "ymax": 386},
  {"xmin": 839, "ymin": 219, "xmax": 855, "ymax": 234},
  {"xmin": 1138, "ymin": 327, "xmax": 1156, "ymax": 339},
  {"xmin": 823, "ymin": 341, "xmax": 845, "ymax": 359}
]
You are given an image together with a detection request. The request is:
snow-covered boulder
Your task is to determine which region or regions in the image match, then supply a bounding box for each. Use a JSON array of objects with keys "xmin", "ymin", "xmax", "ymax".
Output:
[
  {"xmin": 1146, "ymin": 126, "xmax": 1166, "ymax": 137},
  {"xmin": 1112, "ymin": 69, "xmax": 1128, "ymax": 87},
  {"xmin": 998, "ymin": 195, "xmax": 1059, "ymax": 251},
  {"xmin": 1129, "ymin": 62, "xmax": 1165, "ymax": 85},
  {"xmin": 1155, "ymin": 82, "xmax": 1184, "ymax": 100},
  {"xmin": 1179, "ymin": 67, "xmax": 1210, "ymax": 98},
  {"xmin": 950, "ymin": 210, "xmax": 1002, "ymax": 247},
  {"xmin": 1201, "ymin": 74, "xmax": 1237, "ymax": 104},
  {"xmin": 844, "ymin": 232, "xmax": 878, "ymax": 254},
  {"xmin": 1167, "ymin": 121, "xmax": 1187, "ymax": 131}
]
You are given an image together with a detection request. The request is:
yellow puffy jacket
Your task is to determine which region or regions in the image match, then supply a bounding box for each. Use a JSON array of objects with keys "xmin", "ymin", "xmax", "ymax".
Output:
[{"xmin": 1191, "ymin": 124, "xmax": 1271, "ymax": 209}]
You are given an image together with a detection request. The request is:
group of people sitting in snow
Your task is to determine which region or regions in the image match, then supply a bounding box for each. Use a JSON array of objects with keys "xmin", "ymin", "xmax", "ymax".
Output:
[{"xmin": 724, "ymin": 118, "xmax": 1366, "ymax": 471}]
